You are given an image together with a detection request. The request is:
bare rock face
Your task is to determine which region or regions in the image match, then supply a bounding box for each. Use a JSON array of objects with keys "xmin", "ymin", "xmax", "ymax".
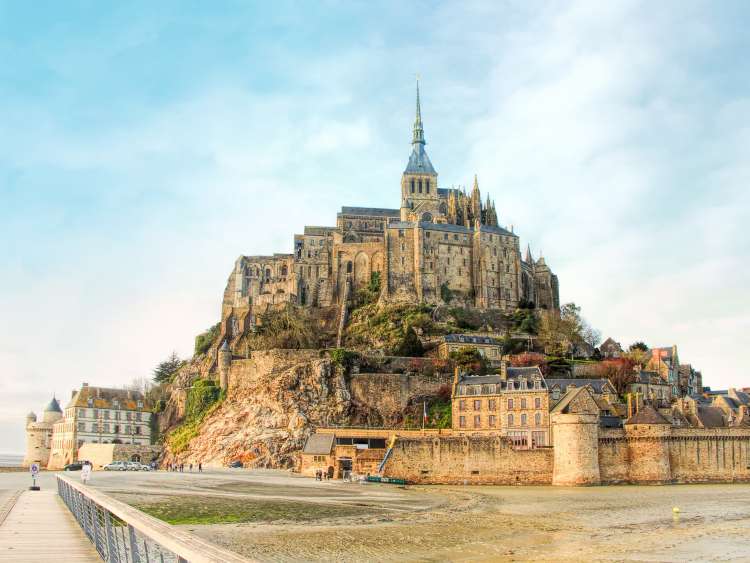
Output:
[{"xmin": 165, "ymin": 350, "xmax": 350, "ymax": 468}]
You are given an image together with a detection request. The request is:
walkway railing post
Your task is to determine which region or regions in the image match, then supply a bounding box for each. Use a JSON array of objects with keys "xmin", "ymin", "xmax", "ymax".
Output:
[{"xmin": 128, "ymin": 524, "xmax": 141, "ymax": 563}]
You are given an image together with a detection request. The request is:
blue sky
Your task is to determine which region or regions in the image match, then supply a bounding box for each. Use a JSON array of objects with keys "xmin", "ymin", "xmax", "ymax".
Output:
[{"xmin": 1, "ymin": 1, "xmax": 749, "ymax": 453}]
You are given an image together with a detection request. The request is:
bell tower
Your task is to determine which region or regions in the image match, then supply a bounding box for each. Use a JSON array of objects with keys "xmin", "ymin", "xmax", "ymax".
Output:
[{"xmin": 401, "ymin": 79, "xmax": 439, "ymax": 222}]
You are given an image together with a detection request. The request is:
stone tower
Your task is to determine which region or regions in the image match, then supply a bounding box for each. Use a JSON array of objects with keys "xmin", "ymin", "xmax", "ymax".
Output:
[
  {"xmin": 624, "ymin": 404, "xmax": 672, "ymax": 483},
  {"xmin": 218, "ymin": 339, "xmax": 231, "ymax": 391},
  {"xmin": 400, "ymin": 80, "xmax": 439, "ymax": 222},
  {"xmin": 23, "ymin": 397, "xmax": 61, "ymax": 468},
  {"xmin": 550, "ymin": 387, "xmax": 601, "ymax": 486}
]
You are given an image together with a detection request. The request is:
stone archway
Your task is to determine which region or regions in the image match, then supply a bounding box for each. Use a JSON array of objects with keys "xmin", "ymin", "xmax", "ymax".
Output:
[{"xmin": 354, "ymin": 252, "xmax": 370, "ymax": 289}]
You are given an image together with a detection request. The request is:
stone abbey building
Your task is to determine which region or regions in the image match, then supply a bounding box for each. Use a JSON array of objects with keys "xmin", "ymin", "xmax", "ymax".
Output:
[{"xmin": 222, "ymin": 84, "xmax": 559, "ymax": 325}]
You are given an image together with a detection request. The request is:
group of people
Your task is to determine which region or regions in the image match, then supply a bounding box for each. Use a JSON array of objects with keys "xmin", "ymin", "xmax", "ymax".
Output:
[
  {"xmin": 315, "ymin": 467, "xmax": 334, "ymax": 481},
  {"xmin": 166, "ymin": 462, "xmax": 202, "ymax": 472}
]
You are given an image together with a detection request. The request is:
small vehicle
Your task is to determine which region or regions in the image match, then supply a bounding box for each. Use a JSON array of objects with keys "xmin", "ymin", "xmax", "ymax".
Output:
[
  {"xmin": 125, "ymin": 461, "xmax": 141, "ymax": 471},
  {"xmin": 103, "ymin": 461, "xmax": 128, "ymax": 471},
  {"xmin": 228, "ymin": 460, "xmax": 243, "ymax": 468},
  {"xmin": 137, "ymin": 463, "xmax": 152, "ymax": 471},
  {"xmin": 64, "ymin": 462, "xmax": 83, "ymax": 471}
]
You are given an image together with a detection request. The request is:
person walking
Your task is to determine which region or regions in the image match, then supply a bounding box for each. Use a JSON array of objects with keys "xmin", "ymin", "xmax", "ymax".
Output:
[{"xmin": 189, "ymin": 463, "xmax": 193, "ymax": 472}]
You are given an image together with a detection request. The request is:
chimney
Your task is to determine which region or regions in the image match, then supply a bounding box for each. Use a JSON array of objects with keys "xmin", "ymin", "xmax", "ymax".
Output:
[{"xmin": 500, "ymin": 360, "xmax": 508, "ymax": 381}]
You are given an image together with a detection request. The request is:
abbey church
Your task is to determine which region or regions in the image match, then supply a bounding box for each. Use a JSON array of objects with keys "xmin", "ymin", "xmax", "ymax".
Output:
[{"xmin": 223, "ymin": 84, "xmax": 559, "ymax": 323}]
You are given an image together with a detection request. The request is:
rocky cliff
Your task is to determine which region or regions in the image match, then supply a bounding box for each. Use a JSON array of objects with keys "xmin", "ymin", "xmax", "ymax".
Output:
[{"xmin": 160, "ymin": 349, "xmax": 450, "ymax": 468}]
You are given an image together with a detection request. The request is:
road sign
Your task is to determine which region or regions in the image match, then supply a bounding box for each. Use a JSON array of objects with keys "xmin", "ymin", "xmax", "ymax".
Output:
[{"xmin": 30, "ymin": 463, "xmax": 39, "ymax": 476}]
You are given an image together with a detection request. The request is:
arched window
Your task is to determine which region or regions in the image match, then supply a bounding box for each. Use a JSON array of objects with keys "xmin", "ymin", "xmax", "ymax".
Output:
[
  {"xmin": 265, "ymin": 268, "xmax": 271, "ymax": 281},
  {"xmin": 535, "ymin": 413, "xmax": 541, "ymax": 426},
  {"xmin": 346, "ymin": 261, "xmax": 353, "ymax": 274},
  {"xmin": 507, "ymin": 413, "xmax": 514, "ymax": 426},
  {"xmin": 410, "ymin": 179, "xmax": 415, "ymax": 193},
  {"xmin": 281, "ymin": 265, "xmax": 288, "ymax": 276},
  {"xmin": 418, "ymin": 179, "xmax": 423, "ymax": 193},
  {"xmin": 426, "ymin": 179, "xmax": 430, "ymax": 193}
]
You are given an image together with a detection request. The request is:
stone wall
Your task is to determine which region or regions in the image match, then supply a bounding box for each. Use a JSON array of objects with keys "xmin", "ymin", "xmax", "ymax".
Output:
[
  {"xmin": 596, "ymin": 427, "xmax": 750, "ymax": 485},
  {"xmin": 78, "ymin": 444, "xmax": 162, "ymax": 470},
  {"xmin": 382, "ymin": 435, "xmax": 553, "ymax": 484},
  {"xmin": 349, "ymin": 372, "xmax": 451, "ymax": 425}
]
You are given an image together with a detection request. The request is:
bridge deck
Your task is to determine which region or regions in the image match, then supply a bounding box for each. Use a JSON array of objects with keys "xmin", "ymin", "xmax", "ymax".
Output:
[{"xmin": 0, "ymin": 489, "xmax": 100, "ymax": 562}]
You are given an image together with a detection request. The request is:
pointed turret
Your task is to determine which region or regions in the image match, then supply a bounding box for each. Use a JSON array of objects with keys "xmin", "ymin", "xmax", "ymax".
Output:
[
  {"xmin": 403, "ymin": 79, "xmax": 436, "ymax": 175},
  {"xmin": 470, "ymin": 175, "xmax": 482, "ymax": 223},
  {"xmin": 525, "ymin": 244, "xmax": 533, "ymax": 264}
]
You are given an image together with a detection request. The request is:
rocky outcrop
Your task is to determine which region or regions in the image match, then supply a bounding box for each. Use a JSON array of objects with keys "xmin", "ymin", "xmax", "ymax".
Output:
[{"xmin": 164, "ymin": 350, "xmax": 351, "ymax": 468}]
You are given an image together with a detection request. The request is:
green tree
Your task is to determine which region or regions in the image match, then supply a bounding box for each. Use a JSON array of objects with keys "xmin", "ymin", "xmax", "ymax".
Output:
[
  {"xmin": 152, "ymin": 352, "xmax": 183, "ymax": 383},
  {"xmin": 395, "ymin": 326, "xmax": 424, "ymax": 357},
  {"xmin": 629, "ymin": 341, "xmax": 648, "ymax": 352},
  {"xmin": 194, "ymin": 323, "xmax": 221, "ymax": 356}
]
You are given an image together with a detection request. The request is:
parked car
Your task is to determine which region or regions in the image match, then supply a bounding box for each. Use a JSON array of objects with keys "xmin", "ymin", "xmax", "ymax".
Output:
[
  {"xmin": 63, "ymin": 462, "xmax": 83, "ymax": 471},
  {"xmin": 103, "ymin": 461, "xmax": 128, "ymax": 471},
  {"xmin": 137, "ymin": 463, "xmax": 152, "ymax": 471},
  {"xmin": 125, "ymin": 461, "xmax": 141, "ymax": 471},
  {"xmin": 228, "ymin": 460, "xmax": 243, "ymax": 468}
]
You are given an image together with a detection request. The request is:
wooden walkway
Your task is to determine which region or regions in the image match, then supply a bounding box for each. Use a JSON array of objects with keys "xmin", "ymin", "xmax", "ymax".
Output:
[{"xmin": 0, "ymin": 490, "xmax": 100, "ymax": 562}]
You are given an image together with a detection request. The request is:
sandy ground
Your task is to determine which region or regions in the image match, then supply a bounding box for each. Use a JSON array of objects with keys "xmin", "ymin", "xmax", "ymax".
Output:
[{"xmin": 3, "ymin": 470, "xmax": 750, "ymax": 561}]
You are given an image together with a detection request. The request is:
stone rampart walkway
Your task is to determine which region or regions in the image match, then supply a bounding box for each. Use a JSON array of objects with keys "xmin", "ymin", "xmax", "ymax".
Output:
[{"xmin": 0, "ymin": 489, "xmax": 100, "ymax": 562}]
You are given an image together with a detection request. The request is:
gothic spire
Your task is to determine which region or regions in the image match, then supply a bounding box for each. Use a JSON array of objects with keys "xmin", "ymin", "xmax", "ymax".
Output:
[
  {"xmin": 412, "ymin": 78, "xmax": 425, "ymax": 146},
  {"xmin": 525, "ymin": 244, "xmax": 533, "ymax": 263}
]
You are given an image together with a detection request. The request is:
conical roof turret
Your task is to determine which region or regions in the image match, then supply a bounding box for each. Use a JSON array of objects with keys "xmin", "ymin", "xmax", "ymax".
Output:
[
  {"xmin": 44, "ymin": 396, "xmax": 62, "ymax": 413},
  {"xmin": 404, "ymin": 78, "xmax": 436, "ymax": 175}
]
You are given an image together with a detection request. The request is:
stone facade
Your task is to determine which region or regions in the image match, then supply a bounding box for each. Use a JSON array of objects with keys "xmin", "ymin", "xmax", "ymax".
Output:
[
  {"xmin": 22, "ymin": 397, "xmax": 63, "ymax": 468},
  {"xmin": 220, "ymin": 83, "xmax": 559, "ymax": 341},
  {"xmin": 46, "ymin": 383, "xmax": 154, "ymax": 470}
]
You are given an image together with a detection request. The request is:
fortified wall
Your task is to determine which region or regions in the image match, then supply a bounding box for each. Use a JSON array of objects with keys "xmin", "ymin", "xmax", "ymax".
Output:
[{"xmin": 382, "ymin": 417, "xmax": 750, "ymax": 486}]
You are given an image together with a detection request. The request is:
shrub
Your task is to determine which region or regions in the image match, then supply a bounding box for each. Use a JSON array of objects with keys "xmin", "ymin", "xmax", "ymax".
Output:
[
  {"xmin": 449, "ymin": 308, "xmax": 483, "ymax": 330},
  {"xmin": 440, "ymin": 282, "xmax": 454, "ymax": 304},
  {"xmin": 195, "ymin": 323, "xmax": 221, "ymax": 356},
  {"xmin": 168, "ymin": 379, "xmax": 224, "ymax": 454},
  {"xmin": 394, "ymin": 326, "xmax": 424, "ymax": 357},
  {"xmin": 330, "ymin": 348, "xmax": 358, "ymax": 370}
]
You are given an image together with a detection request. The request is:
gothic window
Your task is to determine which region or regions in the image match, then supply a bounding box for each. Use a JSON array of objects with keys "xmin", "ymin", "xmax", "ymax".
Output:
[
  {"xmin": 418, "ymin": 179, "xmax": 423, "ymax": 193},
  {"xmin": 410, "ymin": 179, "xmax": 415, "ymax": 193},
  {"xmin": 426, "ymin": 179, "xmax": 430, "ymax": 193},
  {"xmin": 346, "ymin": 261, "xmax": 353, "ymax": 274}
]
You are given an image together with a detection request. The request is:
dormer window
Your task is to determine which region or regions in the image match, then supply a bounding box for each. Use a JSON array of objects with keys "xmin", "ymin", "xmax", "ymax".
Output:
[{"xmin": 520, "ymin": 378, "xmax": 527, "ymax": 390}]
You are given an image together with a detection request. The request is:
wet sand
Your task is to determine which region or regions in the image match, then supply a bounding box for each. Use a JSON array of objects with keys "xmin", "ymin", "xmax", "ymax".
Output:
[{"xmin": 185, "ymin": 482, "xmax": 750, "ymax": 562}]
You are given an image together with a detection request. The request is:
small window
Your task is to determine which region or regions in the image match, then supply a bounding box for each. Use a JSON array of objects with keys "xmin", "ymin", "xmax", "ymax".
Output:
[
  {"xmin": 507, "ymin": 398, "xmax": 514, "ymax": 409},
  {"xmin": 459, "ymin": 416, "xmax": 466, "ymax": 428},
  {"xmin": 521, "ymin": 398, "xmax": 527, "ymax": 409},
  {"xmin": 473, "ymin": 415, "xmax": 481, "ymax": 428},
  {"xmin": 473, "ymin": 400, "xmax": 481, "ymax": 411},
  {"xmin": 535, "ymin": 413, "xmax": 541, "ymax": 426},
  {"xmin": 410, "ymin": 179, "xmax": 415, "ymax": 193},
  {"xmin": 521, "ymin": 413, "xmax": 527, "ymax": 426},
  {"xmin": 489, "ymin": 415, "xmax": 496, "ymax": 427},
  {"xmin": 488, "ymin": 399, "xmax": 496, "ymax": 410},
  {"xmin": 459, "ymin": 400, "xmax": 466, "ymax": 411},
  {"xmin": 418, "ymin": 179, "xmax": 423, "ymax": 193},
  {"xmin": 508, "ymin": 413, "xmax": 514, "ymax": 426},
  {"xmin": 535, "ymin": 397, "xmax": 541, "ymax": 409}
]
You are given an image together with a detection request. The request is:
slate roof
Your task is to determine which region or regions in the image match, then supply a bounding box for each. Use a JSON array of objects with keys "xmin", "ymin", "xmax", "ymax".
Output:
[
  {"xmin": 443, "ymin": 334, "xmax": 498, "ymax": 345},
  {"xmin": 734, "ymin": 391, "xmax": 750, "ymax": 405},
  {"xmin": 302, "ymin": 433, "xmax": 335, "ymax": 455},
  {"xmin": 550, "ymin": 387, "xmax": 590, "ymax": 414},
  {"xmin": 625, "ymin": 404, "xmax": 671, "ymax": 425},
  {"xmin": 404, "ymin": 144, "xmax": 436, "ymax": 175},
  {"xmin": 44, "ymin": 397, "xmax": 62, "ymax": 413},
  {"xmin": 67, "ymin": 386, "xmax": 148, "ymax": 411},
  {"xmin": 546, "ymin": 378, "xmax": 614, "ymax": 394},
  {"xmin": 457, "ymin": 366, "xmax": 545, "ymax": 390},
  {"xmin": 339, "ymin": 207, "xmax": 400, "ymax": 218},
  {"xmin": 691, "ymin": 406, "xmax": 726, "ymax": 428},
  {"xmin": 507, "ymin": 366, "xmax": 544, "ymax": 378},
  {"xmin": 303, "ymin": 226, "xmax": 337, "ymax": 236}
]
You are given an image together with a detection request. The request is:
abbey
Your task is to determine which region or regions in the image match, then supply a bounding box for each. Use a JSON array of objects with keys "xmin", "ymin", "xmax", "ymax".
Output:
[{"xmin": 222, "ymin": 84, "xmax": 559, "ymax": 324}]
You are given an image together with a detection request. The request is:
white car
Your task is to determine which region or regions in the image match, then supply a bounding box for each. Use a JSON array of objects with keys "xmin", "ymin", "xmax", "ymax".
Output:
[
  {"xmin": 137, "ymin": 463, "xmax": 153, "ymax": 471},
  {"xmin": 103, "ymin": 461, "xmax": 128, "ymax": 471}
]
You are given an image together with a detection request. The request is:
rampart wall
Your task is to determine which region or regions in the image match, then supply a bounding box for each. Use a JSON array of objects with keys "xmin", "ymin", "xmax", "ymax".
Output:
[{"xmin": 382, "ymin": 435, "xmax": 553, "ymax": 484}]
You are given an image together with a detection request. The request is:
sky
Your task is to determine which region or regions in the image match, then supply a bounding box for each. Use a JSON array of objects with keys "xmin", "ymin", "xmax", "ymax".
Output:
[{"xmin": 1, "ymin": 0, "xmax": 749, "ymax": 454}]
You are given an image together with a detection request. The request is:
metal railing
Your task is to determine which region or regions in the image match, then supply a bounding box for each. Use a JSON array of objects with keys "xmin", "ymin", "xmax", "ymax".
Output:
[{"xmin": 56, "ymin": 475, "xmax": 251, "ymax": 563}]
